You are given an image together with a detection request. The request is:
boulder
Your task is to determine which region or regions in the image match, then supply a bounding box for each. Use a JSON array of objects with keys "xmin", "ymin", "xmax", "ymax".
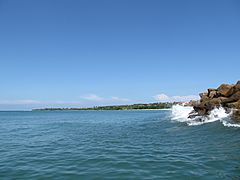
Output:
[
  {"xmin": 190, "ymin": 81, "xmax": 240, "ymax": 122},
  {"xmin": 199, "ymin": 92, "xmax": 208, "ymax": 98},
  {"xmin": 225, "ymin": 100, "xmax": 240, "ymax": 109},
  {"xmin": 200, "ymin": 92, "xmax": 209, "ymax": 103},
  {"xmin": 232, "ymin": 110, "xmax": 240, "ymax": 122},
  {"xmin": 220, "ymin": 96, "xmax": 235, "ymax": 104},
  {"xmin": 229, "ymin": 91, "xmax": 240, "ymax": 102},
  {"xmin": 193, "ymin": 104, "xmax": 207, "ymax": 115},
  {"xmin": 208, "ymin": 88, "xmax": 217, "ymax": 94},
  {"xmin": 188, "ymin": 110, "xmax": 199, "ymax": 119},
  {"xmin": 226, "ymin": 84, "xmax": 240, "ymax": 97},
  {"xmin": 234, "ymin": 84, "xmax": 240, "ymax": 91},
  {"xmin": 208, "ymin": 90, "xmax": 218, "ymax": 99},
  {"xmin": 217, "ymin": 84, "xmax": 234, "ymax": 97},
  {"xmin": 205, "ymin": 98, "xmax": 222, "ymax": 110},
  {"xmin": 186, "ymin": 100, "xmax": 199, "ymax": 107}
]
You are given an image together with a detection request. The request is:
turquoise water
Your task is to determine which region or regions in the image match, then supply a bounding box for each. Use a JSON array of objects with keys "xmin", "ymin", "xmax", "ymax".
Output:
[{"xmin": 0, "ymin": 110, "xmax": 239, "ymax": 179}]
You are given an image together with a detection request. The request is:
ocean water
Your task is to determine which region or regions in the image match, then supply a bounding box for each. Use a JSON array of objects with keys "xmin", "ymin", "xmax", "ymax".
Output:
[{"xmin": 0, "ymin": 108, "xmax": 239, "ymax": 179}]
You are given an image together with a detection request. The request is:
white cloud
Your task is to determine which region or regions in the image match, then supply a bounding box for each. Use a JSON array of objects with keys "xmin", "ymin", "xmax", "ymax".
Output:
[
  {"xmin": 111, "ymin": 96, "xmax": 130, "ymax": 102},
  {"xmin": 80, "ymin": 94, "xmax": 130, "ymax": 103},
  {"xmin": 153, "ymin": 93, "xmax": 199, "ymax": 102},
  {"xmin": 80, "ymin": 94, "xmax": 105, "ymax": 101},
  {"xmin": 153, "ymin": 94, "xmax": 169, "ymax": 101}
]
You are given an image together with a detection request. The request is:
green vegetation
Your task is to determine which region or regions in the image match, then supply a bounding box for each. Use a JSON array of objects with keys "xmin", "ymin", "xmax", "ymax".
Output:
[{"xmin": 33, "ymin": 103, "xmax": 173, "ymax": 111}]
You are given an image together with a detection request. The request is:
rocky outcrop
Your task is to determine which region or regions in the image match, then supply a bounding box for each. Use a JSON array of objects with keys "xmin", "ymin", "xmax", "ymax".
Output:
[{"xmin": 189, "ymin": 81, "xmax": 240, "ymax": 121}]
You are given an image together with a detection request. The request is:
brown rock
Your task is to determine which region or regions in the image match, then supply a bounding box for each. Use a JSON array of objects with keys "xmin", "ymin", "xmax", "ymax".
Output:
[
  {"xmin": 200, "ymin": 92, "xmax": 209, "ymax": 103},
  {"xmin": 225, "ymin": 100, "xmax": 240, "ymax": 109},
  {"xmin": 217, "ymin": 84, "xmax": 234, "ymax": 97},
  {"xmin": 218, "ymin": 97, "xmax": 231, "ymax": 104},
  {"xmin": 205, "ymin": 98, "xmax": 222, "ymax": 110},
  {"xmin": 227, "ymin": 84, "xmax": 240, "ymax": 97},
  {"xmin": 193, "ymin": 104, "xmax": 207, "ymax": 115},
  {"xmin": 232, "ymin": 110, "xmax": 240, "ymax": 122},
  {"xmin": 229, "ymin": 91, "xmax": 240, "ymax": 102},
  {"xmin": 191, "ymin": 81, "xmax": 240, "ymax": 122},
  {"xmin": 187, "ymin": 100, "xmax": 199, "ymax": 107},
  {"xmin": 209, "ymin": 90, "xmax": 217, "ymax": 98},
  {"xmin": 199, "ymin": 92, "xmax": 208, "ymax": 98},
  {"xmin": 208, "ymin": 88, "xmax": 217, "ymax": 94},
  {"xmin": 234, "ymin": 84, "xmax": 240, "ymax": 91}
]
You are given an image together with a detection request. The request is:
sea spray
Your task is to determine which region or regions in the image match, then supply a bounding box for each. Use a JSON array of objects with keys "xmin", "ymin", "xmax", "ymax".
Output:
[
  {"xmin": 171, "ymin": 104, "xmax": 193, "ymax": 121},
  {"xmin": 221, "ymin": 120, "xmax": 240, "ymax": 128},
  {"xmin": 171, "ymin": 104, "xmax": 239, "ymax": 127},
  {"xmin": 187, "ymin": 106, "xmax": 230, "ymax": 126}
]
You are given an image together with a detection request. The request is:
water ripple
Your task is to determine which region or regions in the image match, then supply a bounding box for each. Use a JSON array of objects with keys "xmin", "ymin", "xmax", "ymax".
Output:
[{"xmin": 0, "ymin": 110, "xmax": 239, "ymax": 179}]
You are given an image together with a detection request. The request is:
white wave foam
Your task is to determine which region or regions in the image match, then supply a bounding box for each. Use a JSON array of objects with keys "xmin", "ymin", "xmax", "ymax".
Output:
[
  {"xmin": 171, "ymin": 105, "xmax": 239, "ymax": 127},
  {"xmin": 221, "ymin": 120, "xmax": 240, "ymax": 128},
  {"xmin": 171, "ymin": 104, "xmax": 193, "ymax": 122}
]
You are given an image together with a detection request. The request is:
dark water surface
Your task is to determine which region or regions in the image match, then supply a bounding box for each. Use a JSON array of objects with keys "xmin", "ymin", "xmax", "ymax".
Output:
[{"xmin": 0, "ymin": 110, "xmax": 239, "ymax": 179}]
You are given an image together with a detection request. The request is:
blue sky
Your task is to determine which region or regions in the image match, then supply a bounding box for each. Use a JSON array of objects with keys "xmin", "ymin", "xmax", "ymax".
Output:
[{"xmin": 0, "ymin": 0, "xmax": 239, "ymax": 110}]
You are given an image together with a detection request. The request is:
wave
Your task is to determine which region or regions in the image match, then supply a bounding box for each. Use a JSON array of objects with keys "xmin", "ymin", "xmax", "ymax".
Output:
[
  {"xmin": 171, "ymin": 104, "xmax": 193, "ymax": 121},
  {"xmin": 171, "ymin": 104, "xmax": 240, "ymax": 127}
]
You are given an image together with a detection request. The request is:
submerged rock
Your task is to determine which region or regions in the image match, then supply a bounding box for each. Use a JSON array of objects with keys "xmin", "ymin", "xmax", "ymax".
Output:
[{"xmin": 189, "ymin": 81, "xmax": 240, "ymax": 121}]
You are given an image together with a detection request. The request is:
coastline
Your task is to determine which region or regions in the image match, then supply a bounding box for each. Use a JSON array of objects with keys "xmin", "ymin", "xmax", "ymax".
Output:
[
  {"xmin": 32, "ymin": 108, "xmax": 172, "ymax": 112},
  {"xmin": 32, "ymin": 102, "xmax": 174, "ymax": 111}
]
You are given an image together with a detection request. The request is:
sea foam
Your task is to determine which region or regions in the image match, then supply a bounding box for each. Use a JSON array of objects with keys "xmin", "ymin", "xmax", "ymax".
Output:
[{"xmin": 171, "ymin": 104, "xmax": 240, "ymax": 127}]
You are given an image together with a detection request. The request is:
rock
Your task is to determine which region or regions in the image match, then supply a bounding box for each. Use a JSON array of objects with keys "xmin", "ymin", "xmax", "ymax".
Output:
[
  {"xmin": 208, "ymin": 90, "xmax": 217, "ymax": 98},
  {"xmin": 217, "ymin": 84, "xmax": 234, "ymax": 97},
  {"xmin": 208, "ymin": 88, "xmax": 217, "ymax": 94},
  {"xmin": 199, "ymin": 92, "xmax": 208, "ymax": 98},
  {"xmin": 205, "ymin": 98, "xmax": 222, "ymax": 110},
  {"xmin": 234, "ymin": 84, "xmax": 240, "ymax": 91},
  {"xmin": 193, "ymin": 104, "xmax": 208, "ymax": 115},
  {"xmin": 232, "ymin": 110, "xmax": 240, "ymax": 122},
  {"xmin": 200, "ymin": 92, "xmax": 209, "ymax": 103},
  {"xmin": 229, "ymin": 91, "xmax": 240, "ymax": 102},
  {"xmin": 190, "ymin": 81, "xmax": 240, "ymax": 122},
  {"xmin": 220, "ymin": 97, "xmax": 234, "ymax": 104},
  {"xmin": 227, "ymin": 84, "xmax": 240, "ymax": 97},
  {"xmin": 186, "ymin": 100, "xmax": 199, "ymax": 107},
  {"xmin": 226, "ymin": 100, "xmax": 240, "ymax": 109},
  {"xmin": 188, "ymin": 110, "xmax": 199, "ymax": 119}
]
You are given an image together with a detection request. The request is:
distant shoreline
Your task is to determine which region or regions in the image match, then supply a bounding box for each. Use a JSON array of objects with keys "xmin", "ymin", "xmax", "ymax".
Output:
[
  {"xmin": 32, "ymin": 102, "xmax": 174, "ymax": 111},
  {"xmin": 32, "ymin": 108, "xmax": 172, "ymax": 112}
]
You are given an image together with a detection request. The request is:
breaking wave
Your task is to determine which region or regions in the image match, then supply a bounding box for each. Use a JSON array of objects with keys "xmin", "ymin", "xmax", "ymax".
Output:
[{"xmin": 171, "ymin": 104, "xmax": 240, "ymax": 127}]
